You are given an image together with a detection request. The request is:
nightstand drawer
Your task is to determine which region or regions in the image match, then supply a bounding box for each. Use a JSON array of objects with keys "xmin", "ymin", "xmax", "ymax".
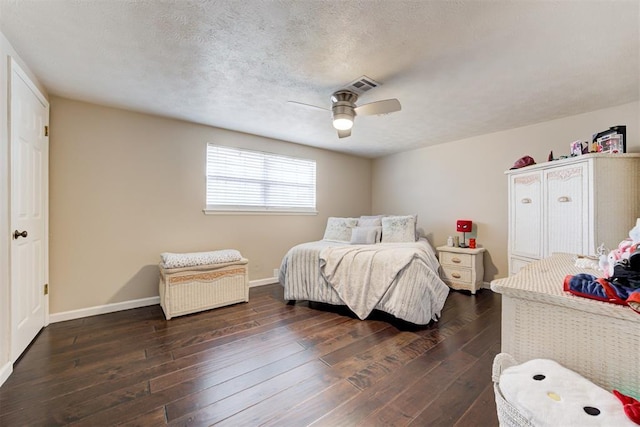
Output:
[
  {"xmin": 440, "ymin": 251, "xmax": 473, "ymax": 268},
  {"xmin": 442, "ymin": 267, "xmax": 472, "ymax": 284}
]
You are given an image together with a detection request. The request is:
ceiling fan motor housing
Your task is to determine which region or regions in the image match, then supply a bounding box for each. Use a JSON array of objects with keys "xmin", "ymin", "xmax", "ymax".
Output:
[
  {"xmin": 331, "ymin": 90, "xmax": 358, "ymax": 123},
  {"xmin": 331, "ymin": 90, "xmax": 359, "ymax": 105}
]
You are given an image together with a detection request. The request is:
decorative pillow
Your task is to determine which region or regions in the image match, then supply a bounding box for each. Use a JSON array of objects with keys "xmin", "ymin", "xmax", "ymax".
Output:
[
  {"xmin": 350, "ymin": 226, "xmax": 382, "ymax": 245},
  {"xmin": 323, "ymin": 217, "xmax": 359, "ymax": 242},
  {"xmin": 381, "ymin": 215, "xmax": 417, "ymax": 243},
  {"xmin": 358, "ymin": 215, "xmax": 383, "ymax": 227},
  {"xmin": 161, "ymin": 249, "xmax": 242, "ymax": 269}
]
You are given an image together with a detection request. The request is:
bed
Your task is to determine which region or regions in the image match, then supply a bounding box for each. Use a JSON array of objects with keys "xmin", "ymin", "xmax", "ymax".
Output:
[{"xmin": 278, "ymin": 235, "xmax": 450, "ymax": 325}]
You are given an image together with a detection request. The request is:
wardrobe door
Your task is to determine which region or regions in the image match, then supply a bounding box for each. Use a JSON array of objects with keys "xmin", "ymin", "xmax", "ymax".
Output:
[
  {"xmin": 544, "ymin": 163, "xmax": 588, "ymax": 257},
  {"xmin": 510, "ymin": 171, "xmax": 542, "ymax": 260}
]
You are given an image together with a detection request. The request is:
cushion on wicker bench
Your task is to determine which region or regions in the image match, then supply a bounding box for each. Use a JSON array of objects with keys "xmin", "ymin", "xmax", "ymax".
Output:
[{"xmin": 160, "ymin": 249, "xmax": 242, "ymax": 269}]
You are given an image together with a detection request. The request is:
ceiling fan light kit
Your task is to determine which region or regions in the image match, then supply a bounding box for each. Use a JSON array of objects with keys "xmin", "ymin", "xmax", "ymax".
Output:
[{"xmin": 333, "ymin": 115, "xmax": 353, "ymax": 131}]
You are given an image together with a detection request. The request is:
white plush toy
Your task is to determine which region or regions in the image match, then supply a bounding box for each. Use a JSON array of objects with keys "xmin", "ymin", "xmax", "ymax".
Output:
[
  {"xmin": 599, "ymin": 218, "xmax": 640, "ymax": 277},
  {"xmin": 630, "ymin": 218, "xmax": 640, "ymax": 244},
  {"xmin": 499, "ymin": 358, "xmax": 636, "ymax": 426}
]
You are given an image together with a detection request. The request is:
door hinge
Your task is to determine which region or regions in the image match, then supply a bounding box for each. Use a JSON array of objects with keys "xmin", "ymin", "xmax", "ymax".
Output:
[
  {"xmin": 44, "ymin": 125, "xmax": 49, "ymax": 136},
  {"xmin": 44, "ymin": 284, "xmax": 48, "ymax": 295}
]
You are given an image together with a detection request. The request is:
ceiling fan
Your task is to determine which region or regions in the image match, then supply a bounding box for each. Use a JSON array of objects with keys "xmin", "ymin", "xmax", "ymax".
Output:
[{"xmin": 288, "ymin": 77, "xmax": 401, "ymax": 138}]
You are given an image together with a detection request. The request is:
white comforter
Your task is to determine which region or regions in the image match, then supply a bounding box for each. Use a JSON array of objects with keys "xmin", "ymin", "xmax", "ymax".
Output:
[{"xmin": 279, "ymin": 239, "xmax": 449, "ymax": 325}]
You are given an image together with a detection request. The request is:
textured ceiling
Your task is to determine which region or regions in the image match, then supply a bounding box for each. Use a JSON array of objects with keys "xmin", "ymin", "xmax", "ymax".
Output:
[{"xmin": 1, "ymin": 0, "xmax": 638, "ymax": 158}]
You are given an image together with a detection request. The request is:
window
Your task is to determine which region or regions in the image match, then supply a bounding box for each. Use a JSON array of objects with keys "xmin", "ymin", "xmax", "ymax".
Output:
[{"xmin": 205, "ymin": 144, "xmax": 317, "ymax": 214}]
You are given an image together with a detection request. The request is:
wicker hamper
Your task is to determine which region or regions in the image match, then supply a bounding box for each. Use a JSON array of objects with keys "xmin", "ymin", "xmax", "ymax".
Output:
[
  {"xmin": 492, "ymin": 353, "xmax": 535, "ymax": 427},
  {"xmin": 159, "ymin": 258, "xmax": 249, "ymax": 319},
  {"xmin": 492, "ymin": 352, "xmax": 639, "ymax": 427}
]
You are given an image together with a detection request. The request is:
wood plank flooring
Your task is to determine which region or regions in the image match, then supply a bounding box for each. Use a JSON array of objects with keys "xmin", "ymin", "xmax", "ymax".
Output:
[{"xmin": 0, "ymin": 284, "xmax": 501, "ymax": 426}]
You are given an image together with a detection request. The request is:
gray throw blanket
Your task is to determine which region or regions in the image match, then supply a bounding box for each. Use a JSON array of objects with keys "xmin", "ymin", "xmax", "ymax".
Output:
[{"xmin": 319, "ymin": 244, "xmax": 427, "ymax": 319}]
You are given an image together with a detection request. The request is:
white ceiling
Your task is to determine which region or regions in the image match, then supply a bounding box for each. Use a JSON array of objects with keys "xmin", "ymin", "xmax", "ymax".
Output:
[{"xmin": 1, "ymin": 0, "xmax": 638, "ymax": 158}]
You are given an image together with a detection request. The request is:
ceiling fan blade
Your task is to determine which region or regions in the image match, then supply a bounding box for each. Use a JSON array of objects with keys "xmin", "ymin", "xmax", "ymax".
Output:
[
  {"xmin": 337, "ymin": 128, "xmax": 351, "ymax": 138},
  {"xmin": 287, "ymin": 100, "xmax": 329, "ymax": 112},
  {"xmin": 354, "ymin": 98, "xmax": 401, "ymax": 116}
]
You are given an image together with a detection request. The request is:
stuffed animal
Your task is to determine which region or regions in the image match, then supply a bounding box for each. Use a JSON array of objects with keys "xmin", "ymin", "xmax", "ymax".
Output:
[
  {"xmin": 600, "ymin": 239, "xmax": 634, "ymax": 278},
  {"xmin": 599, "ymin": 219, "xmax": 640, "ymax": 278},
  {"xmin": 498, "ymin": 358, "xmax": 638, "ymax": 426},
  {"xmin": 630, "ymin": 218, "xmax": 640, "ymax": 244}
]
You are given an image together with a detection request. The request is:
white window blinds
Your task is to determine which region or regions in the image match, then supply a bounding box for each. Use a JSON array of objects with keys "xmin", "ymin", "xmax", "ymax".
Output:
[{"xmin": 206, "ymin": 144, "xmax": 317, "ymax": 213}]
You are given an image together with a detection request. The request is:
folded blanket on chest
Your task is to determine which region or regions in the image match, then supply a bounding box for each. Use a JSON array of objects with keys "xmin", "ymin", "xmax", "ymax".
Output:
[
  {"xmin": 319, "ymin": 243, "xmax": 426, "ymax": 319},
  {"xmin": 564, "ymin": 273, "xmax": 640, "ymax": 314}
]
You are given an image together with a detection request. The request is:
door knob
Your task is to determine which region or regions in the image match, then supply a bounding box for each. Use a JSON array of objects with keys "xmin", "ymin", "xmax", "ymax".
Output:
[{"xmin": 13, "ymin": 230, "xmax": 27, "ymax": 239}]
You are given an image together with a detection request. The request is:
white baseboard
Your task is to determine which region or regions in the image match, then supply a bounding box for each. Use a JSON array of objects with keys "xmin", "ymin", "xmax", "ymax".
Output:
[
  {"xmin": 48, "ymin": 278, "xmax": 280, "ymax": 323},
  {"xmin": 249, "ymin": 277, "xmax": 279, "ymax": 287},
  {"xmin": 0, "ymin": 361, "xmax": 12, "ymax": 388},
  {"xmin": 49, "ymin": 296, "xmax": 160, "ymax": 324}
]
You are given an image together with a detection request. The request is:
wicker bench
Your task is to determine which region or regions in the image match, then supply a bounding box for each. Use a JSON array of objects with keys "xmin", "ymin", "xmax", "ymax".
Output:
[{"xmin": 159, "ymin": 257, "xmax": 249, "ymax": 320}]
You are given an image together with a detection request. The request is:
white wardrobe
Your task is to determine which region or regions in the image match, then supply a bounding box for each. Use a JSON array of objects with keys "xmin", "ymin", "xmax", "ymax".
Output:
[{"xmin": 506, "ymin": 153, "xmax": 640, "ymax": 275}]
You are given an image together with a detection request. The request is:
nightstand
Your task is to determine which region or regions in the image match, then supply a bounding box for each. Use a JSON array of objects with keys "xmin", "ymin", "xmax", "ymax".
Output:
[{"xmin": 437, "ymin": 246, "xmax": 485, "ymax": 294}]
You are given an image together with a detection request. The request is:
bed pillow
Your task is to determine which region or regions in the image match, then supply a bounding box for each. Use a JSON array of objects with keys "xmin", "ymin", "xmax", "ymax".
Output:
[
  {"xmin": 381, "ymin": 215, "xmax": 417, "ymax": 243},
  {"xmin": 350, "ymin": 226, "xmax": 382, "ymax": 245},
  {"xmin": 323, "ymin": 217, "xmax": 359, "ymax": 242},
  {"xmin": 358, "ymin": 215, "xmax": 383, "ymax": 227}
]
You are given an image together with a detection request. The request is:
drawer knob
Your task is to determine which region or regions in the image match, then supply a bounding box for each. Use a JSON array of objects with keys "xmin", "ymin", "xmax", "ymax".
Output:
[
  {"xmin": 521, "ymin": 198, "xmax": 532, "ymax": 204},
  {"xmin": 452, "ymin": 257, "xmax": 461, "ymax": 263},
  {"xmin": 452, "ymin": 273, "xmax": 461, "ymax": 279},
  {"xmin": 558, "ymin": 196, "xmax": 570, "ymax": 203}
]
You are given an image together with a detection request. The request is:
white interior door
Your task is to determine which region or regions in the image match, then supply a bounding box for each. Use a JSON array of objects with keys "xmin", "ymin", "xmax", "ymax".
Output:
[{"xmin": 10, "ymin": 58, "xmax": 49, "ymax": 361}]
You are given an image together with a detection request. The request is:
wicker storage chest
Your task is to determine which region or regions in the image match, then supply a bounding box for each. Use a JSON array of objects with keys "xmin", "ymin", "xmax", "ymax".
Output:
[
  {"xmin": 491, "ymin": 253, "xmax": 640, "ymax": 398},
  {"xmin": 159, "ymin": 258, "xmax": 249, "ymax": 319}
]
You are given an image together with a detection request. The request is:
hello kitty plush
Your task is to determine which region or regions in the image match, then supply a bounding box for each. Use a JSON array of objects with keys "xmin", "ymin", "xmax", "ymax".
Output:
[{"xmin": 497, "ymin": 357, "xmax": 638, "ymax": 426}]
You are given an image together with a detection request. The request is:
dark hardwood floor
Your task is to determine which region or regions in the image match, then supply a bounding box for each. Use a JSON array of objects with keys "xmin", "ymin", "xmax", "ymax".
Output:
[{"xmin": 0, "ymin": 284, "xmax": 501, "ymax": 426}]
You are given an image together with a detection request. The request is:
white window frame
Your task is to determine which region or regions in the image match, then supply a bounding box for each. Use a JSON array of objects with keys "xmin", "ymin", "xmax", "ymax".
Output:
[{"xmin": 204, "ymin": 144, "xmax": 317, "ymax": 215}]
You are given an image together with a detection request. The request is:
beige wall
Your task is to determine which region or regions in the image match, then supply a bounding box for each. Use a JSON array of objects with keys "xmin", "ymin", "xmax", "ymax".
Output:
[
  {"xmin": 373, "ymin": 101, "xmax": 640, "ymax": 282},
  {"xmin": 25, "ymin": 92, "xmax": 640, "ymax": 315},
  {"xmin": 49, "ymin": 97, "xmax": 372, "ymax": 313}
]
